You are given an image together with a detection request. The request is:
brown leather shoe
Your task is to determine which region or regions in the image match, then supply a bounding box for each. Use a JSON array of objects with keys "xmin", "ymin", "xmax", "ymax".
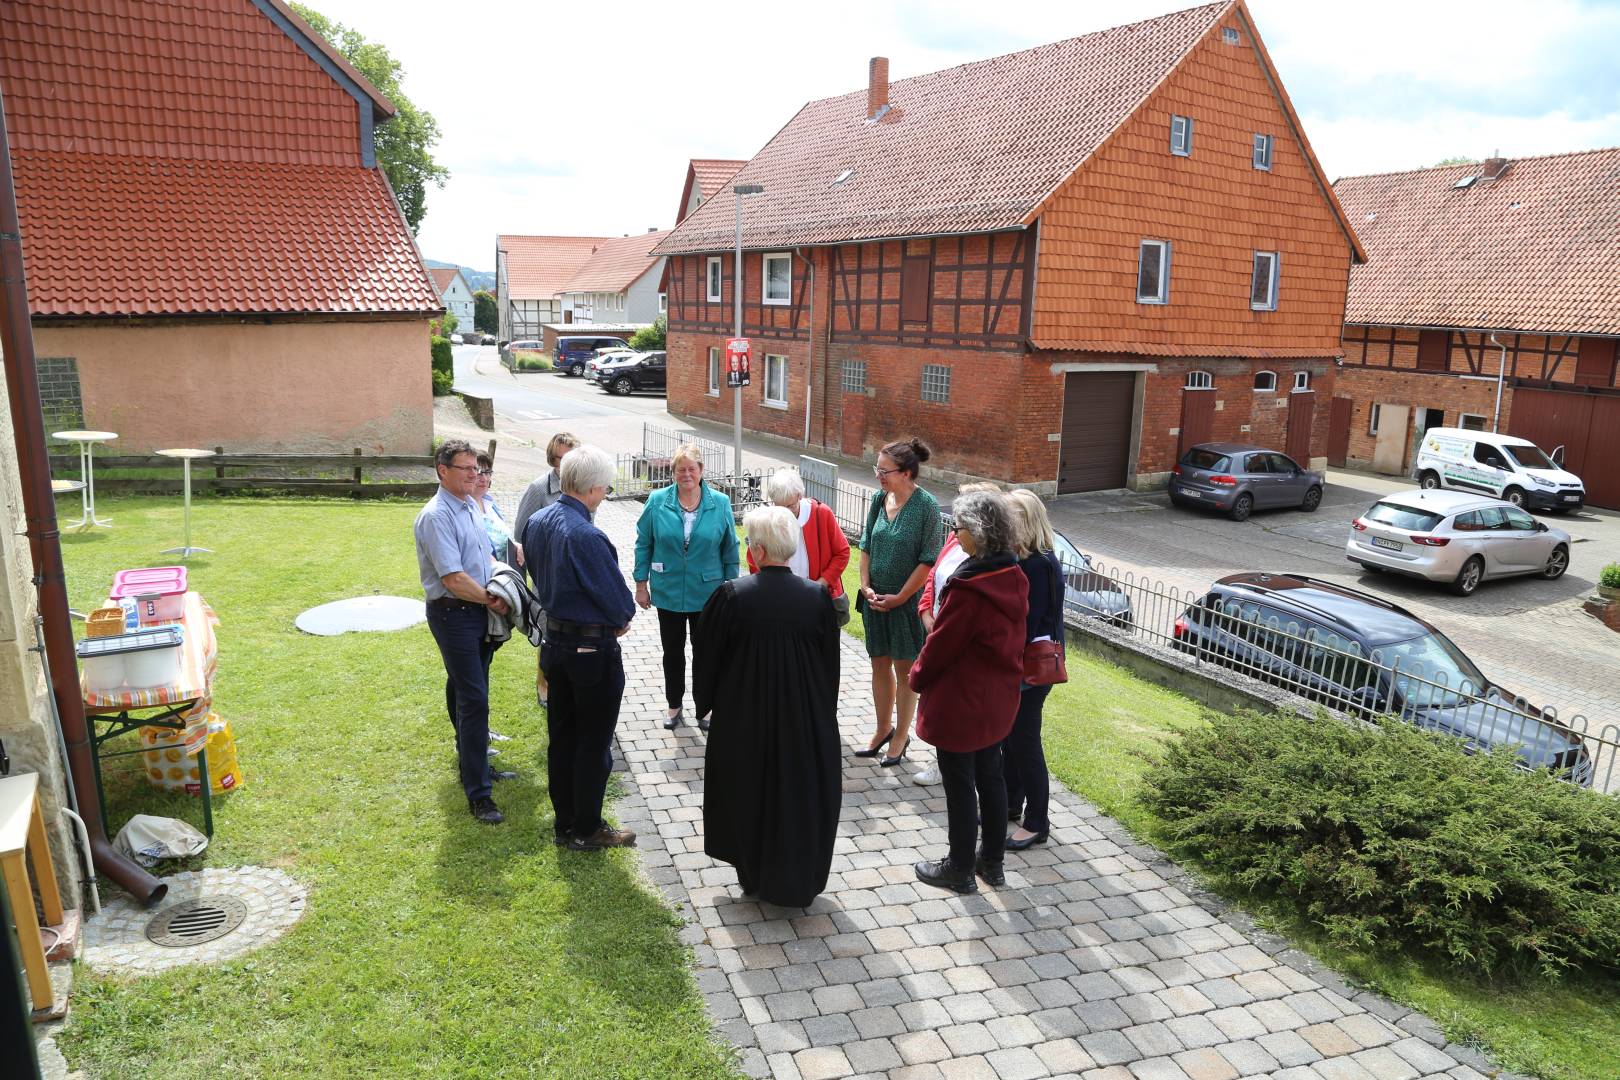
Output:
[{"xmin": 567, "ymin": 825, "xmax": 637, "ymax": 851}]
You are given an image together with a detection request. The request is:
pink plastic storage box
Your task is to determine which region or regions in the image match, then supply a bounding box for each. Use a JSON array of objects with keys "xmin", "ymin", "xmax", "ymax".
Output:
[{"xmin": 110, "ymin": 566, "xmax": 188, "ymax": 624}]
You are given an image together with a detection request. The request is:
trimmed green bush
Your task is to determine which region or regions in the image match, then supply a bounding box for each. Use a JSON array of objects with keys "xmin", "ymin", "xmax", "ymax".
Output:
[
  {"xmin": 1142, "ymin": 709, "xmax": 1620, "ymax": 978},
  {"xmin": 430, "ymin": 334, "xmax": 453, "ymax": 377},
  {"xmin": 514, "ymin": 354, "xmax": 552, "ymax": 371},
  {"xmin": 629, "ymin": 316, "xmax": 666, "ymax": 352},
  {"xmin": 431, "ymin": 368, "xmax": 453, "ymax": 396},
  {"xmin": 1600, "ymin": 562, "xmax": 1620, "ymax": 589}
]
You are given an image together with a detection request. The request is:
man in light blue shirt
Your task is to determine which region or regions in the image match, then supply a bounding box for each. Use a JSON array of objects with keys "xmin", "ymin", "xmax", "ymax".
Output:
[{"xmin": 414, "ymin": 439, "xmax": 513, "ymax": 825}]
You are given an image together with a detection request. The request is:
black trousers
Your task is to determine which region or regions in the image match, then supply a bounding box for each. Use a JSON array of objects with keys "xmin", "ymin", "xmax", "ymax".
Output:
[
  {"xmin": 1003, "ymin": 685, "xmax": 1053, "ymax": 834},
  {"xmin": 542, "ymin": 637, "xmax": 626, "ymax": 838},
  {"xmin": 936, "ymin": 744, "xmax": 1007, "ymax": 870},
  {"xmin": 425, "ymin": 602, "xmax": 496, "ymax": 802},
  {"xmin": 656, "ymin": 607, "xmax": 700, "ymax": 711}
]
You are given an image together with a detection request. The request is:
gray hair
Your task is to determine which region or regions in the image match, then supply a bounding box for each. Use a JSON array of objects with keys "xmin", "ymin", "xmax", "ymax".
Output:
[
  {"xmin": 559, "ymin": 444, "xmax": 615, "ymax": 495},
  {"xmin": 744, "ymin": 505, "xmax": 798, "ymax": 564},
  {"xmin": 765, "ymin": 468, "xmax": 806, "ymax": 507},
  {"xmin": 950, "ymin": 491, "xmax": 1018, "ymax": 558},
  {"xmin": 436, "ymin": 438, "xmax": 475, "ymax": 468}
]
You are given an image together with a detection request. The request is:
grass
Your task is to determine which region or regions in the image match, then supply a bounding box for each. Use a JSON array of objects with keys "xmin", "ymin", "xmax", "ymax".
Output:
[{"xmin": 56, "ymin": 497, "xmax": 739, "ymax": 1080}]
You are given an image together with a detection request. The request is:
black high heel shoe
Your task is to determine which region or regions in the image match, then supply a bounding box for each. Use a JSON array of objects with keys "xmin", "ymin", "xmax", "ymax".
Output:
[
  {"xmin": 853, "ymin": 731, "xmax": 893, "ymax": 758},
  {"xmin": 662, "ymin": 709, "xmax": 684, "ymax": 730},
  {"xmin": 1005, "ymin": 829, "xmax": 1049, "ymax": 851},
  {"xmin": 880, "ymin": 739, "xmax": 910, "ymax": 767}
]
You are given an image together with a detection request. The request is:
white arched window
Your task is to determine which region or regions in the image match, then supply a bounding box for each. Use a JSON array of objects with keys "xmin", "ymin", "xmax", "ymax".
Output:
[
  {"xmin": 1293, "ymin": 370, "xmax": 1311, "ymax": 391},
  {"xmin": 1185, "ymin": 370, "xmax": 1214, "ymax": 390},
  {"xmin": 1253, "ymin": 370, "xmax": 1277, "ymax": 392}
]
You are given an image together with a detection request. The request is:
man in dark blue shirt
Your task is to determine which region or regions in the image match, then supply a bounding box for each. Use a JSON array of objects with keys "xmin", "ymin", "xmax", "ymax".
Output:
[{"xmin": 522, "ymin": 444, "xmax": 638, "ymax": 851}]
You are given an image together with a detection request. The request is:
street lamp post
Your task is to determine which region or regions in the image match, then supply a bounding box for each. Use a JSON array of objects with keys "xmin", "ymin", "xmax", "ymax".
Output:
[{"xmin": 733, "ymin": 182, "xmax": 763, "ymax": 475}]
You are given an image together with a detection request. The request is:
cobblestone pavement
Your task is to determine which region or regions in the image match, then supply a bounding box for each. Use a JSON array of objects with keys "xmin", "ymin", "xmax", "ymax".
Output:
[
  {"xmin": 585, "ymin": 497, "xmax": 1506, "ymax": 1080},
  {"xmin": 1045, "ymin": 471, "xmax": 1620, "ymax": 728}
]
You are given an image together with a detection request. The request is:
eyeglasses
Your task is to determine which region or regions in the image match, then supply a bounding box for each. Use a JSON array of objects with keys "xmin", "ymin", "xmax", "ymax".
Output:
[
  {"xmin": 477, "ymin": 468, "xmax": 493, "ymax": 478},
  {"xmin": 873, "ymin": 466, "xmax": 900, "ymax": 478},
  {"xmin": 603, "ymin": 485, "xmax": 615, "ymax": 496},
  {"xmin": 443, "ymin": 463, "xmax": 479, "ymax": 475}
]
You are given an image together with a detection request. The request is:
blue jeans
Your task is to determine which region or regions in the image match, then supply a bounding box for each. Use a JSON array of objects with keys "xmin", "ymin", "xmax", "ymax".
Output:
[
  {"xmin": 541, "ymin": 637, "xmax": 626, "ymax": 837},
  {"xmin": 426, "ymin": 601, "xmax": 495, "ymax": 802}
]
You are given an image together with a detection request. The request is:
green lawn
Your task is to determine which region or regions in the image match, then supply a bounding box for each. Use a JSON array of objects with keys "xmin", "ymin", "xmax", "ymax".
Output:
[{"xmin": 58, "ymin": 497, "xmax": 738, "ymax": 1080}]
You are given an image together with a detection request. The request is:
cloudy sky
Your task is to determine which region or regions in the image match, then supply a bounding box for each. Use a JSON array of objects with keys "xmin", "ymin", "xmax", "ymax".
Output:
[{"xmin": 305, "ymin": 0, "xmax": 1620, "ymax": 270}]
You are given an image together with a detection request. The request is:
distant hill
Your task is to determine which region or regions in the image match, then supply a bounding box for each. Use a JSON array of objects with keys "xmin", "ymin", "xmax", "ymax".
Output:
[{"xmin": 425, "ymin": 259, "xmax": 495, "ymax": 292}]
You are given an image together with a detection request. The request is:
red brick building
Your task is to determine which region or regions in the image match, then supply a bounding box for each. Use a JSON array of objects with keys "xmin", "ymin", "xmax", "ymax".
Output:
[
  {"xmin": 653, "ymin": 1, "xmax": 1362, "ymax": 492},
  {"xmin": 1331, "ymin": 149, "xmax": 1620, "ymax": 509},
  {"xmin": 2, "ymin": 0, "xmax": 442, "ymax": 454}
]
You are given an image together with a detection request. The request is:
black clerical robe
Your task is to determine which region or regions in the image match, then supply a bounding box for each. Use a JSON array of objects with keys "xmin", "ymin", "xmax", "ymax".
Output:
[{"xmin": 695, "ymin": 566, "xmax": 842, "ymax": 908}]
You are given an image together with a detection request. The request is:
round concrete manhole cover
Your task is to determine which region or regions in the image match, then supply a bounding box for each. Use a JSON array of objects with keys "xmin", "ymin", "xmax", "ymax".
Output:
[{"xmin": 145, "ymin": 895, "xmax": 249, "ymax": 947}]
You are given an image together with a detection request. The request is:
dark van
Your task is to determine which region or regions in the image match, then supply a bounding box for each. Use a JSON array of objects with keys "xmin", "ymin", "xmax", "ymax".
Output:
[{"xmin": 555, "ymin": 336, "xmax": 630, "ymax": 377}]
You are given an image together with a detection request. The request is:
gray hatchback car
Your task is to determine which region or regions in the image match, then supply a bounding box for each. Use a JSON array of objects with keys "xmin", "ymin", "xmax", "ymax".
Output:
[{"xmin": 1169, "ymin": 443, "xmax": 1324, "ymax": 522}]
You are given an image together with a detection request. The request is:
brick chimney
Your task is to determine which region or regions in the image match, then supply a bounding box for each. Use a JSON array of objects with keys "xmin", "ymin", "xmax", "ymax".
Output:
[
  {"xmin": 867, "ymin": 56, "xmax": 889, "ymax": 119},
  {"xmin": 1482, "ymin": 155, "xmax": 1510, "ymax": 179}
]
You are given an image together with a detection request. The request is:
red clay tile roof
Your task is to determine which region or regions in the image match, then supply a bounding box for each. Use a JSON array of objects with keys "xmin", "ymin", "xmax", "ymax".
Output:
[
  {"xmin": 559, "ymin": 232, "xmax": 667, "ymax": 294},
  {"xmin": 498, "ymin": 235, "xmax": 611, "ymax": 300},
  {"xmin": 657, "ymin": 3, "xmax": 1247, "ymax": 255},
  {"xmin": 1, "ymin": 0, "xmax": 439, "ymax": 317},
  {"xmin": 17, "ymin": 153, "xmax": 442, "ymax": 316},
  {"xmin": 676, "ymin": 158, "xmax": 747, "ymax": 223},
  {"xmin": 1335, "ymin": 148, "xmax": 1620, "ymax": 336},
  {"xmin": 429, "ymin": 267, "xmax": 464, "ymax": 293}
]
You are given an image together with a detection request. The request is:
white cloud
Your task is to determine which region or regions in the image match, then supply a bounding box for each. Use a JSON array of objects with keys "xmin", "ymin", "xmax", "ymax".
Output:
[{"xmin": 301, "ymin": 0, "xmax": 1620, "ymax": 269}]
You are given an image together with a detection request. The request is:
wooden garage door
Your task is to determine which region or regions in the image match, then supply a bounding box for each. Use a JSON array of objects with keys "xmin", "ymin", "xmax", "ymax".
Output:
[
  {"xmin": 1507, "ymin": 387, "xmax": 1620, "ymax": 509},
  {"xmin": 1059, "ymin": 372, "xmax": 1135, "ymax": 493}
]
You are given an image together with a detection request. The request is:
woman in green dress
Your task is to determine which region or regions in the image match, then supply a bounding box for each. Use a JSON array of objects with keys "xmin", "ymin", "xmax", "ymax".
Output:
[{"xmin": 856, "ymin": 438, "xmax": 944, "ymax": 767}]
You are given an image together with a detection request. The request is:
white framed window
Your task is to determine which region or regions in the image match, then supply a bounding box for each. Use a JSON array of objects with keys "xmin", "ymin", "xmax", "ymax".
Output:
[
  {"xmin": 763, "ymin": 354, "xmax": 788, "ymax": 406},
  {"xmin": 1170, "ymin": 114, "xmax": 1193, "ymax": 156},
  {"xmin": 707, "ymin": 347, "xmax": 720, "ymax": 396},
  {"xmin": 841, "ymin": 359, "xmax": 866, "ymax": 394},
  {"xmin": 763, "ymin": 253, "xmax": 792, "ymax": 305},
  {"xmin": 1185, "ymin": 370, "xmax": 1214, "ymax": 390},
  {"xmin": 706, "ymin": 257, "xmax": 723, "ymax": 303},
  {"xmin": 921, "ymin": 364, "xmax": 951, "ymax": 403},
  {"xmin": 658, "ymin": 292, "xmax": 667, "ymax": 314},
  {"xmin": 1369, "ymin": 403, "xmax": 1381, "ymax": 435},
  {"xmin": 1460, "ymin": 413, "xmax": 1488, "ymax": 431},
  {"xmin": 1253, "ymin": 133, "xmax": 1273, "ymax": 171},
  {"xmin": 1253, "ymin": 370, "xmax": 1277, "ymax": 392},
  {"xmin": 1251, "ymin": 251, "xmax": 1279, "ymax": 311},
  {"xmin": 1222, "ymin": 26, "xmax": 1240, "ymax": 45},
  {"xmin": 1292, "ymin": 370, "xmax": 1311, "ymax": 391},
  {"xmin": 1137, "ymin": 240, "xmax": 1171, "ymax": 304}
]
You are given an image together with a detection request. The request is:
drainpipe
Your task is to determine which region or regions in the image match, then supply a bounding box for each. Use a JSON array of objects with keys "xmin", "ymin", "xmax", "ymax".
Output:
[
  {"xmin": 796, "ymin": 248, "xmax": 816, "ymax": 446},
  {"xmin": 1488, "ymin": 332, "xmax": 1507, "ymax": 432},
  {"xmin": 0, "ymin": 88, "xmax": 166, "ymax": 906}
]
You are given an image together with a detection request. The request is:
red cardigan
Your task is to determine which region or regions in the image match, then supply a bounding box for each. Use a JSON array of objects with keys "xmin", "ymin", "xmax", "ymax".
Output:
[
  {"xmin": 910, "ymin": 558, "xmax": 1029, "ymax": 752},
  {"xmin": 745, "ymin": 498, "xmax": 849, "ymax": 597}
]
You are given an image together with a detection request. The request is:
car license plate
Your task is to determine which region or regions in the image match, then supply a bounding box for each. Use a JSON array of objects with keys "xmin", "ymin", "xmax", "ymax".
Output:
[
  {"xmin": 1182, "ymin": 489, "xmax": 1200, "ymax": 499},
  {"xmin": 1563, "ymin": 495, "xmax": 1579, "ymax": 502},
  {"xmin": 1371, "ymin": 537, "xmax": 1402, "ymax": 551}
]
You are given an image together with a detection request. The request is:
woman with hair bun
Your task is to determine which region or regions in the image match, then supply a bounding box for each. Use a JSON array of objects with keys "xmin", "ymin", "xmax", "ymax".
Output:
[{"xmin": 855, "ymin": 437, "xmax": 944, "ymax": 767}]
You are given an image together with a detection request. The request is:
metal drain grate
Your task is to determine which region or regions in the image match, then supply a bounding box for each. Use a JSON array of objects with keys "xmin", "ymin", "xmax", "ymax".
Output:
[{"xmin": 145, "ymin": 895, "xmax": 249, "ymax": 947}]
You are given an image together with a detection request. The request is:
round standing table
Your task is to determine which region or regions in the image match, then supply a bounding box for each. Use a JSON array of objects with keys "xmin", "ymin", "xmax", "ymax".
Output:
[
  {"xmin": 155, "ymin": 448, "xmax": 216, "ymax": 558},
  {"xmin": 50, "ymin": 430, "xmax": 117, "ymax": 528}
]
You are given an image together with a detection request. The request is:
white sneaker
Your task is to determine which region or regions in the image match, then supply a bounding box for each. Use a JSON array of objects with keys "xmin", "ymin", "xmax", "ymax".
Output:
[{"xmin": 912, "ymin": 765, "xmax": 940, "ymax": 786}]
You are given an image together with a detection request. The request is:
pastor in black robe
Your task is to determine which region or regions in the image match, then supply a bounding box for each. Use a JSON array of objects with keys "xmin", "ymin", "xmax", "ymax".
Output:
[{"xmin": 695, "ymin": 566, "xmax": 842, "ymax": 907}]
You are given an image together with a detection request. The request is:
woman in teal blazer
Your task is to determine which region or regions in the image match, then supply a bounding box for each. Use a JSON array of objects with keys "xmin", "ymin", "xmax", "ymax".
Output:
[{"xmin": 634, "ymin": 446, "xmax": 739, "ymax": 730}]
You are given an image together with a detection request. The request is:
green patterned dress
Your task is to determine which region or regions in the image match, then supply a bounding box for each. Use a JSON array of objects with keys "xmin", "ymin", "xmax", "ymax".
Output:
[{"xmin": 857, "ymin": 486, "xmax": 944, "ymax": 661}]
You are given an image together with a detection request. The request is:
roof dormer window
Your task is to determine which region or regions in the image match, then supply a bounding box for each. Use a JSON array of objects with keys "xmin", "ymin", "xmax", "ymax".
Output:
[{"xmin": 1170, "ymin": 115, "xmax": 1194, "ymax": 157}]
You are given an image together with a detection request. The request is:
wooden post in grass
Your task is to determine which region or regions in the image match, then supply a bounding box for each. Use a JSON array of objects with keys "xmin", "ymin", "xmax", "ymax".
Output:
[
  {"xmin": 353, "ymin": 447, "xmax": 363, "ymax": 497},
  {"xmin": 214, "ymin": 445, "xmax": 224, "ymax": 492},
  {"xmin": 486, "ymin": 439, "xmax": 497, "ymax": 468}
]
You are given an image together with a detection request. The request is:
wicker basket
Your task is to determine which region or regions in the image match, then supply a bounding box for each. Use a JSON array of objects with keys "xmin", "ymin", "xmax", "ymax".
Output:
[{"xmin": 86, "ymin": 607, "xmax": 126, "ymax": 638}]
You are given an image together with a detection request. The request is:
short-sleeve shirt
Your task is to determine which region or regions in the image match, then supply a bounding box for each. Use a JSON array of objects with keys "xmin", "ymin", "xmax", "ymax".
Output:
[
  {"xmin": 861, "ymin": 486, "xmax": 944, "ymax": 593},
  {"xmin": 414, "ymin": 487, "xmax": 493, "ymax": 600}
]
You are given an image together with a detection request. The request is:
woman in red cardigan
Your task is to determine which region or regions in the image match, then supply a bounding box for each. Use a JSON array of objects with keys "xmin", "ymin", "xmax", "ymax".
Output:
[
  {"xmin": 908, "ymin": 490, "xmax": 1029, "ymax": 894},
  {"xmin": 747, "ymin": 469, "xmax": 851, "ymax": 615}
]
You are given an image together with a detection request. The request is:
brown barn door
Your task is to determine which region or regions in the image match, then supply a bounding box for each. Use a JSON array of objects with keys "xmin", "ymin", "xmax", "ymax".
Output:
[
  {"xmin": 1178, "ymin": 390, "xmax": 1215, "ymax": 455},
  {"xmin": 1327, "ymin": 397, "xmax": 1352, "ymax": 467},
  {"xmin": 1584, "ymin": 397, "xmax": 1620, "ymax": 509},
  {"xmin": 1508, "ymin": 387, "xmax": 1620, "ymax": 509},
  {"xmin": 1286, "ymin": 392, "xmax": 1315, "ymax": 463},
  {"xmin": 1059, "ymin": 372, "xmax": 1135, "ymax": 493}
]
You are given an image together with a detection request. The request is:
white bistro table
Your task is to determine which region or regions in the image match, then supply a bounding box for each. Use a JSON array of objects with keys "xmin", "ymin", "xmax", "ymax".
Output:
[
  {"xmin": 50, "ymin": 429, "xmax": 117, "ymax": 528},
  {"xmin": 155, "ymin": 447, "xmax": 216, "ymax": 558}
]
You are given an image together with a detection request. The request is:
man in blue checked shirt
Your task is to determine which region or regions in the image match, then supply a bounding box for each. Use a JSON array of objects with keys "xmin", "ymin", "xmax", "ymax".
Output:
[
  {"xmin": 415, "ymin": 439, "xmax": 517, "ymax": 825},
  {"xmin": 522, "ymin": 443, "xmax": 639, "ymax": 851}
]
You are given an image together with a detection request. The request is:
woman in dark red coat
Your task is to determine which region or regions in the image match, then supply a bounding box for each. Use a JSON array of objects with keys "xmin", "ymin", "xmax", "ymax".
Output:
[{"xmin": 908, "ymin": 490, "xmax": 1029, "ymax": 894}]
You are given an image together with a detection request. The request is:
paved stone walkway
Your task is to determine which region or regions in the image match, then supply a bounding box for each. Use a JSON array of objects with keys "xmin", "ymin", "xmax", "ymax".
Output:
[{"xmin": 585, "ymin": 499, "xmax": 1508, "ymax": 1080}]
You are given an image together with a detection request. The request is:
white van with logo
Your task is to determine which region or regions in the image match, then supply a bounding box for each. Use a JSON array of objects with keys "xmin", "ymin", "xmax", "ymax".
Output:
[{"xmin": 1412, "ymin": 428, "xmax": 1585, "ymax": 511}]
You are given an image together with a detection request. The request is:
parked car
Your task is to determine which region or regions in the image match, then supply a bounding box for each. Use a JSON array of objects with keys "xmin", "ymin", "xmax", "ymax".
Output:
[
  {"xmin": 480, "ymin": 333, "xmax": 496, "ymax": 346},
  {"xmin": 555, "ymin": 335, "xmax": 630, "ymax": 377},
  {"xmin": 501, "ymin": 338, "xmax": 543, "ymax": 362},
  {"xmin": 590, "ymin": 351, "xmax": 667, "ymax": 395},
  {"xmin": 1171, "ymin": 572, "xmax": 1593, "ymax": 784},
  {"xmin": 1412, "ymin": 427, "xmax": 1584, "ymax": 511},
  {"xmin": 1346, "ymin": 488, "xmax": 1570, "ymax": 596},
  {"xmin": 1169, "ymin": 443, "xmax": 1323, "ymax": 522},
  {"xmin": 1051, "ymin": 530, "xmax": 1133, "ymax": 627}
]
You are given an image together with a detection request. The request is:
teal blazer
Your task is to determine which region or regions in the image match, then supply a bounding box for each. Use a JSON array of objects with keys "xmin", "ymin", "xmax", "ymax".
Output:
[{"xmin": 634, "ymin": 483, "xmax": 739, "ymax": 612}]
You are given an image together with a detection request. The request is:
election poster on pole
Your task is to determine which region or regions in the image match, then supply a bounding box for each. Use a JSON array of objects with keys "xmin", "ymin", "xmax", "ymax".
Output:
[{"xmin": 726, "ymin": 337, "xmax": 751, "ymax": 388}]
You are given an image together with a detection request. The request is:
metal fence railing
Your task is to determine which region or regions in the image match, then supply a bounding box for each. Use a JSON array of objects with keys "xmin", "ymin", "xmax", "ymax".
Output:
[
  {"xmin": 800, "ymin": 455, "xmax": 838, "ymax": 511},
  {"xmin": 1058, "ymin": 552, "xmax": 1619, "ymax": 794},
  {"xmin": 640, "ymin": 423, "xmax": 727, "ymax": 476},
  {"xmin": 833, "ymin": 479, "xmax": 871, "ymax": 540}
]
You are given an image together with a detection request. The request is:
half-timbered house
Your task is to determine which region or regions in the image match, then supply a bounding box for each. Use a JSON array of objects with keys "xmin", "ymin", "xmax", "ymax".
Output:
[
  {"xmin": 654, "ymin": 1, "xmax": 1362, "ymax": 492},
  {"xmin": 1330, "ymin": 149, "xmax": 1620, "ymax": 509}
]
